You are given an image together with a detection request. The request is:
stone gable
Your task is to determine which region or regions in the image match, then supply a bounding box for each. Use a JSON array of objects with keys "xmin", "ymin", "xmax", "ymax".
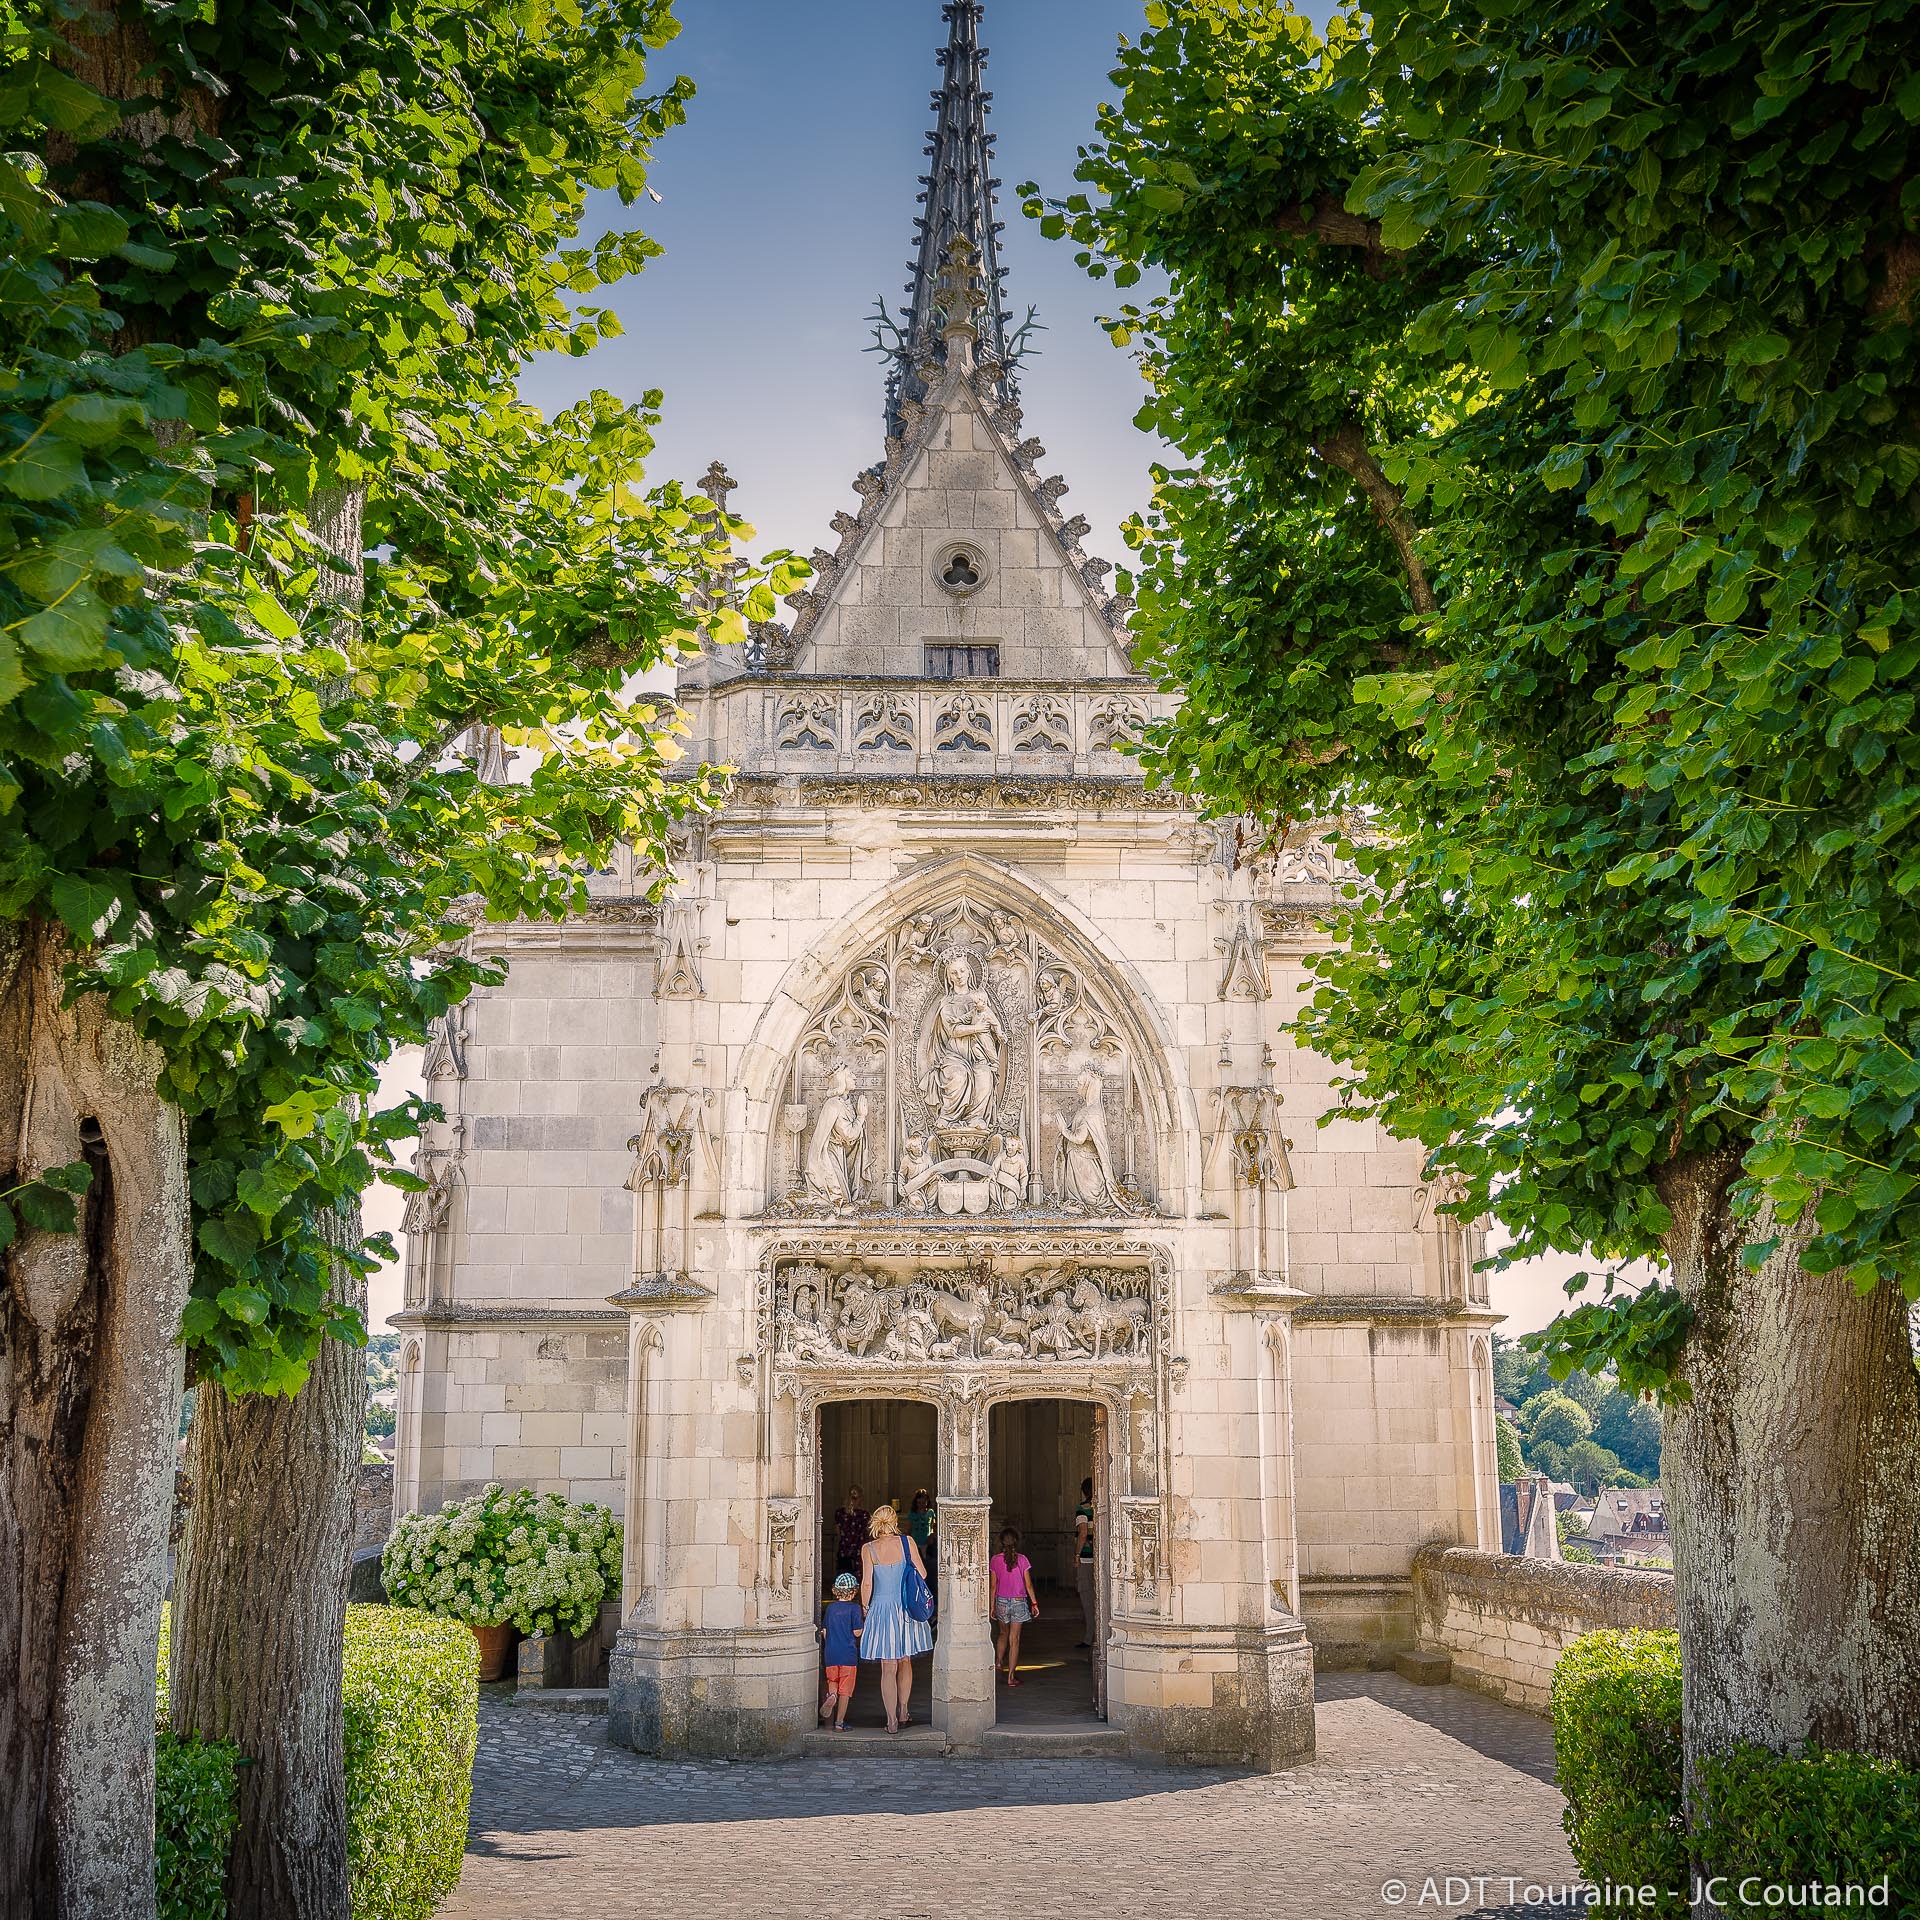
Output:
[{"xmin": 790, "ymin": 377, "xmax": 1136, "ymax": 684}]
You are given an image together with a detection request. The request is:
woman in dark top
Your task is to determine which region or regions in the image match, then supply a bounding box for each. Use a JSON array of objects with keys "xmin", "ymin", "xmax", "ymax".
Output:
[
  {"xmin": 906, "ymin": 1488, "xmax": 937, "ymax": 1603},
  {"xmin": 833, "ymin": 1484, "xmax": 869, "ymax": 1575}
]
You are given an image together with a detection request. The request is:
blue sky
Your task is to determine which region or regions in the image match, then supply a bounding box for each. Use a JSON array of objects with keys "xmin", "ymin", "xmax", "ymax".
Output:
[{"xmin": 516, "ymin": 0, "xmax": 1167, "ymax": 570}]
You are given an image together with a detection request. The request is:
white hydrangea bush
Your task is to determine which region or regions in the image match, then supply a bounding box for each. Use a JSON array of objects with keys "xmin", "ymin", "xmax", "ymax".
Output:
[{"xmin": 382, "ymin": 1483, "xmax": 623, "ymax": 1638}]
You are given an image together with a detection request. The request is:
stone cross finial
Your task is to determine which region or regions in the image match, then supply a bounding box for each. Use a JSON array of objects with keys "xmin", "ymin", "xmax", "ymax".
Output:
[
  {"xmin": 698, "ymin": 461, "xmax": 737, "ymax": 515},
  {"xmin": 934, "ymin": 234, "xmax": 989, "ymax": 339}
]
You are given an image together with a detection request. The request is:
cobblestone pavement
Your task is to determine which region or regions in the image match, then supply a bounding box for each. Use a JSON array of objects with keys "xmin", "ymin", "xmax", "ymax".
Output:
[{"xmin": 445, "ymin": 1674, "xmax": 1578, "ymax": 1920}]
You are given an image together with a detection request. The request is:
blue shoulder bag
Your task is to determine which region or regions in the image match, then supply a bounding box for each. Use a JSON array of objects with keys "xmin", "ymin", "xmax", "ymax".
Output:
[{"xmin": 900, "ymin": 1543, "xmax": 934, "ymax": 1623}]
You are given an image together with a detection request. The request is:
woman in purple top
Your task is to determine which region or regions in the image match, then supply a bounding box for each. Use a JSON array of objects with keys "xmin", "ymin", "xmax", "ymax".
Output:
[{"xmin": 990, "ymin": 1526, "xmax": 1040, "ymax": 1687}]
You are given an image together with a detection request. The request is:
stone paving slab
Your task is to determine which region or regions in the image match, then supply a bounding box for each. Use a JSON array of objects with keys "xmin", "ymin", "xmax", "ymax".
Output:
[{"xmin": 446, "ymin": 1675, "xmax": 1578, "ymax": 1920}]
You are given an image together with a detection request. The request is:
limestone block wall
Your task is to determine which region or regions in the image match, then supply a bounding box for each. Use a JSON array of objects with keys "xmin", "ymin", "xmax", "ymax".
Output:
[
  {"xmin": 451, "ymin": 945, "xmax": 659, "ymax": 1309},
  {"xmin": 1290, "ymin": 1319, "xmax": 1488, "ymax": 1661},
  {"xmin": 414, "ymin": 1321, "xmax": 627, "ymax": 1512},
  {"xmin": 1412, "ymin": 1544, "xmax": 1678, "ymax": 1712}
]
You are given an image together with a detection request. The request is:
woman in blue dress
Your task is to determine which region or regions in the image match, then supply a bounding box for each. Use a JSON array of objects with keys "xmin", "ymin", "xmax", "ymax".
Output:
[{"xmin": 858, "ymin": 1503, "xmax": 934, "ymax": 1733}]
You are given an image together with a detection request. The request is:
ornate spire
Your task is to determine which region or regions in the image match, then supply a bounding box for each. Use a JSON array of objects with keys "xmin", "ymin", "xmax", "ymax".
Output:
[{"xmin": 878, "ymin": 1, "xmax": 1020, "ymax": 439}]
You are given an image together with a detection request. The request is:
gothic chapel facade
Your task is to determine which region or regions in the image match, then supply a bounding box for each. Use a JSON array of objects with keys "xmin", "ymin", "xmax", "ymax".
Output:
[{"xmin": 392, "ymin": 2, "xmax": 1501, "ymax": 1766}]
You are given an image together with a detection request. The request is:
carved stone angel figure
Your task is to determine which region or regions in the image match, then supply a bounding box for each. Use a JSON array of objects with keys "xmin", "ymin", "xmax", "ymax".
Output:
[
  {"xmin": 803, "ymin": 1062, "xmax": 869, "ymax": 1208},
  {"xmin": 1053, "ymin": 1063, "xmax": 1119, "ymax": 1211},
  {"xmin": 988, "ymin": 1130, "xmax": 1028, "ymax": 1211},
  {"xmin": 897, "ymin": 1133, "xmax": 939, "ymax": 1211},
  {"xmin": 915, "ymin": 953, "xmax": 1004, "ymax": 1130}
]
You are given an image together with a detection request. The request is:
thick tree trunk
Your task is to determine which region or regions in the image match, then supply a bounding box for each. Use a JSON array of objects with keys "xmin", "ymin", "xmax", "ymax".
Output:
[
  {"xmin": 1660, "ymin": 1152, "xmax": 1920, "ymax": 1794},
  {"xmin": 0, "ymin": 917, "xmax": 192, "ymax": 1920},
  {"xmin": 168, "ymin": 1205, "xmax": 364, "ymax": 1920},
  {"xmin": 167, "ymin": 483, "xmax": 370, "ymax": 1920}
]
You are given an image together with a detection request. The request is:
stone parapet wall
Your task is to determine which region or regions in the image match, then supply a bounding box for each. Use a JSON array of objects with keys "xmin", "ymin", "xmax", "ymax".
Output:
[
  {"xmin": 1412, "ymin": 1544, "xmax": 1676, "ymax": 1712},
  {"xmin": 353, "ymin": 1461, "xmax": 394, "ymax": 1552}
]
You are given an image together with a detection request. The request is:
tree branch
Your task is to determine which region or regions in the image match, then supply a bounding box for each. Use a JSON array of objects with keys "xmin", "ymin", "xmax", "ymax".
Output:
[
  {"xmin": 1274, "ymin": 198, "xmax": 1408, "ymax": 279},
  {"xmin": 1312, "ymin": 420, "xmax": 1437, "ymax": 615}
]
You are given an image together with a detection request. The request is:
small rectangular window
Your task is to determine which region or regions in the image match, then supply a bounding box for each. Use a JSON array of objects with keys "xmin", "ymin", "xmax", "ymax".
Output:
[{"xmin": 925, "ymin": 644, "xmax": 1000, "ymax": 679}]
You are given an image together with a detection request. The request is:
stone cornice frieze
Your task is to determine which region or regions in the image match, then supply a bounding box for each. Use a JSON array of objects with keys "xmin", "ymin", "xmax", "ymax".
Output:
[
  {"xmin": 720, "ymin": 773, "xmax": 1192, "ymax": 814},
  {"xmin": 1291, "ymin": 1296, "xmax": 1501, "ymax": 1327},
  {"xmin": 390, "ymin": 1306, "xmax": 628, "ymax": 1330}
]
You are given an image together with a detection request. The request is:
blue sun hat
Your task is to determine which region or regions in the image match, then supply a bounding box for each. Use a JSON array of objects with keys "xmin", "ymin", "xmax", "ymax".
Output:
[{"xmin": 833, "ymin": 1573, "xmax": 858, "ymax": 1597}]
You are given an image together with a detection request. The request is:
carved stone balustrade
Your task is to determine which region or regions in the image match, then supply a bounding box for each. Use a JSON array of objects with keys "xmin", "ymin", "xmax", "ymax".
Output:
[{"xmin": 683, "ymin": 677, "xmax": 1171, "ymax": 781}]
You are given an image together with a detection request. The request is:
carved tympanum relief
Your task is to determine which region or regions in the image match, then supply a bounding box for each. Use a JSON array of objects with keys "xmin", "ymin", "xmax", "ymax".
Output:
[{"xmin": 772, "ymin": 896, "xmax": 1156, "ymax": 1217}]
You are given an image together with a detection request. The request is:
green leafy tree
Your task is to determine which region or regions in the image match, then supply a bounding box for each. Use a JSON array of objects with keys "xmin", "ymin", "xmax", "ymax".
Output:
[
  {"xmin": 1524, "ymin": 1391, "xmax": 1596, "ymax": 1457},
  {"xmin": 1592, "ymin": 1391, "xmax": 1663, "ymax": 1483},
  {"xmin": 1037, "ymin": 0, "xmax": 1920, "ymax": 1776},
  {"xmin": 1491, "ymin": 1332, "xmax": 1545, "ymax": 1404},
  {"xmin": 1564, "ymin": 1439, "xmax": 1627, "ymax": 1497},
  {"xmin": 1496, "ymin": 1415, "xmax": 1525, "ymax": 1483},
  {"xmin": 2, "ymin": 2, "xmax": 793, "ymax": 1909}
]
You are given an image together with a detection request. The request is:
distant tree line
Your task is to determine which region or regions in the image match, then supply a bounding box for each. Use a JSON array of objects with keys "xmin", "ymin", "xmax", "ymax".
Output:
[{"xmin": 1493, "ymin": 1335, "xmax": 1660, "ymax": 1494}]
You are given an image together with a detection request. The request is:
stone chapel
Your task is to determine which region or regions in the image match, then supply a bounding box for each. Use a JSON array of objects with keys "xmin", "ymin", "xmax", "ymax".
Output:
[{"xmin": 391, "ymin": 0, "xmax": 1503, "ymax": 1767}]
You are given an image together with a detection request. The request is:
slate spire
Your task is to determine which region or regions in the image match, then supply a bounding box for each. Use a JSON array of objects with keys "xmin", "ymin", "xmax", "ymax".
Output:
[{"xmin": 885, "ymin": 1, "xmax": 1013, "ymax": 437}]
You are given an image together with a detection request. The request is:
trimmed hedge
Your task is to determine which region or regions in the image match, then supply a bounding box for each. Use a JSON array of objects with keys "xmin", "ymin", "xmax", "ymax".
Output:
[
  {"xmin": 156, "ymin": 1603, "xmax": 477, "ymax": 1920},
  {"xmin": 1551, "ymin": 1629, "xmax": 1687, "ymax": 1910},
  {"xmin": 1694, "ymin": 1745, "xmax": 1920, "ymax": 1912},
  {"xmin": 1553, "ymin": 1630, "xmax": 1920, "ymax": 1912},
  {"xmin": 343, "ymin": 1605, "xmax": 479, "ymax": 1920},
  {"xmin": 155, "ymin": 1732, "xmax": 240, "ymax": 1920}
]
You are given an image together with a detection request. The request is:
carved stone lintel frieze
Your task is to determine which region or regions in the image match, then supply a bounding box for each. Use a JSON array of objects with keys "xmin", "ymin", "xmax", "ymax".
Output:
[{"xmin": 761, "ymin": 1252, "xmax": 1166, "ymax": 1374}]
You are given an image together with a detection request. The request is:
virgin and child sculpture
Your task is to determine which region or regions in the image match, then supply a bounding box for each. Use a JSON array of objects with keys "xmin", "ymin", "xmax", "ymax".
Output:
[{"xmin": 915, "ymin": 953, "xmax": 1005, "ymax": 1135}]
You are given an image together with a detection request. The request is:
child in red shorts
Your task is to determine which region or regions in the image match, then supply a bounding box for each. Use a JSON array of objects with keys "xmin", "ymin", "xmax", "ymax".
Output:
[{"xmin": 818, "ymin": 1572, "xmax": 863, "ymax": 1729}]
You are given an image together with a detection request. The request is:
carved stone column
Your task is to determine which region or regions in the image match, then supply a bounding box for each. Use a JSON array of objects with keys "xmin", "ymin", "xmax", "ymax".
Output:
[{"xmin": 933, "ymin": 1388, "xmax": 995, "ymax": 1748}]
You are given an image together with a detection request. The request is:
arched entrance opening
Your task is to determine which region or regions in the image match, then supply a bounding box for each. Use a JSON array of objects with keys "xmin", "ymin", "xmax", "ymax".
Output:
[
  {"xmin": 987, "ymin": 1398, "xmax": 1107, "ymax": 1728},
  {"xmin": 818, "ymin": 1398, "xmax": 937, "ymax": 1729}
]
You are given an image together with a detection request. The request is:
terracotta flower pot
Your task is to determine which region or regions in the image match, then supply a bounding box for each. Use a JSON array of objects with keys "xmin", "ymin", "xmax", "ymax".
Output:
[{"xmin": 471, "ymin": 1622, "xmax": 517, "ymax": 1682}]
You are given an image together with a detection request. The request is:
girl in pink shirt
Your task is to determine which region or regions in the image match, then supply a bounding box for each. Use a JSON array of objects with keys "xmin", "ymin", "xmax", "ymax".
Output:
[{"xmin": 990, "ymin": 1527, "xmax": 1040, "ymax": 1686}]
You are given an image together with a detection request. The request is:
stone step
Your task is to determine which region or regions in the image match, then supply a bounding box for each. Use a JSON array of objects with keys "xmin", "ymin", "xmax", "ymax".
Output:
[
  {"xmin": 800, "ymin": 1725, "xmax": 947, "ymax": 1756},
  {"xmin": 980, "ymin": 1722, "xmax": 1130, "ymax": 1757},
  {"xmin": 1393, "ymin": 1649, "xmax": 1454, "ymax": 1687},
  {"xmin": 512, "ymin": 1687, "xmax": 610, "ymax": 1714}
]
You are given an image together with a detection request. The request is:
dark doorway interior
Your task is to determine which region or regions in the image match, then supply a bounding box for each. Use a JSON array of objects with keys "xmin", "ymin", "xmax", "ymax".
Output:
[
  {"xmin": 816, "ymin": 1399, "xmax": 937, "ymax": 1730},
  {"xmin": 987, "ymin": 1398, "xmax": 1102, "ymax": 1726}
]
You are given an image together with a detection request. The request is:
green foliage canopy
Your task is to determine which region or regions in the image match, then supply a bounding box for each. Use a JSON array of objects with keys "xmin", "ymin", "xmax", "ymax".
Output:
[
  {"xmin": 3, "ymin": 3, "xmax": 799, "ymax": 1389},
  {"xmin": 1523, "ymin": 1389, "xmax": 1595, "ymax": 1453},
  {"xmin": 1033, "ymin": 0, "xmax": 1920, "ymax": 1391}
]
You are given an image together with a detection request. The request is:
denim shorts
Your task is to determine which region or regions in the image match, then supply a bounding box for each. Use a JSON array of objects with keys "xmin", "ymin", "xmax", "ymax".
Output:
[{"xmin": 994, "ymin": 1597, "xmax": 1032, "ymax": 1625}]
